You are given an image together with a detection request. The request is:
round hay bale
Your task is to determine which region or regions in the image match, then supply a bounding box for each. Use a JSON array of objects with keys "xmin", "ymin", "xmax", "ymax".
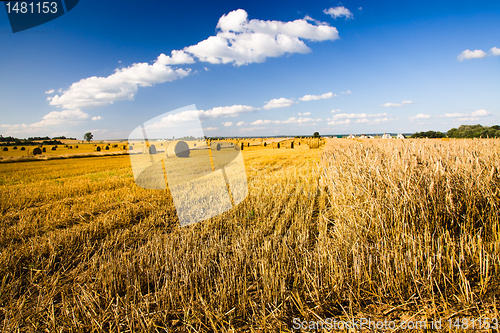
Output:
[
  {"xmin": 51, "ymin": 147, "xmax": 56, "ymax": 151},
  {"xmin": 247, "ymin": 142, "xmax": 250, "ymax": 147},
  {"xmin": 2, "ymin": 147, "xmax": 8, "ymax": 151},
  {"xmin": 13, "ymin": 146, "xmax": 18, "ymax": 150},
  {"xmin": 149, "ymin": 144, "xmax": 157, "ymax": 154},
  {"xmin": 42, "ymin": 147, "xmax": 46, "ymax": 152},
  {"xmin": 69, "ymin": 146, "xmax": 73, "ymax": 149},
  {"xmin": 212, "ymin": 143, "xmax": 221, "ymax": 151},
  {"xmin": 20, "ymin": 147, "xmax": 26, "ymax": 151},
  {"xmin": 128, "ymin": 146, "xmax": 133, "ymax": 150},
  {"xmin": 75, "ymin": 145, "xmax": 78, "ymax": 148},
  {"xmin": 241, "ymin": 142, "xmax": 244, "ymax": 150},
  {"xmin": 263, "ymin": 142, "xmax": 267, "ymax": 147},
  {"xmin": 105, "ymin": 146, "xmax": 109, "ymax": 150},
  {"xmin": 96, "ymin": 146, "xmax": 101, "ymax": 152},
  {"xmin": 166, "ymin": 140, "xmax": 190, "ymax": 158},
  {"xmin": 285, "ymin": 141, "xmax": 294, "ymax": 149},
  {"xmin": 308, "ymin": 138, "xmax": 320, "ymax": 149},
  {"xmin": 33, "ymin": 147, "xmax": 42, "ymax": 155},
  {"xmin": 113, "ymin": 144, "xmax": 118, "ymax": 148},
  {"xmin": 272, "ymin": 142, "xmax": 280, "ymax": 149},
  {"xmin": 161, "ymin": 143, "xmax": 163, "ymax": 146},
  {"xmin": 193, "ymin": 143, "xmax": 196, "ymax": 147}
]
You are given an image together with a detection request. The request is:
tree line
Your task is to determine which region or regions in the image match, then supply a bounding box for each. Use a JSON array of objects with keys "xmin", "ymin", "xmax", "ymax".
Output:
[{"xmin": 411, "ymin": 124, "xmax": 500, "ymax": 138}]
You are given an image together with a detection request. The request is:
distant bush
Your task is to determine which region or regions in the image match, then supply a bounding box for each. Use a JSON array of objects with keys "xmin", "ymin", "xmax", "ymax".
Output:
[
  {"xmin": 447, "ymin": 124, "xmax": 500, "ymax": 138},
  {"xmin": 411, "ymin": 131, "xmax": 446, "ymax": 138}
]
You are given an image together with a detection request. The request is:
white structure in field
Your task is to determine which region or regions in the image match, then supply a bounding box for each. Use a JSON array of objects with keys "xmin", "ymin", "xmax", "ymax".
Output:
[
  {"xmin": 348, "ymin": 134, "xmax": 355, "ymax": 139},
  {"xmin": 397, "ymin": 133, "xmax": 405, "ymax": 139},
  {"xmin": 382, "ymin": 132, "xmax": 392, "ymax": 139},
  {"xmin": 359, "ymin": 134, "xmax": 367, "ymax": 139}
]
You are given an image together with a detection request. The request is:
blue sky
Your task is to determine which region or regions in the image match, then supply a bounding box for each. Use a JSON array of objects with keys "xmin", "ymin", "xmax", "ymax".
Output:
[{"xmin": 1, "ymin": 0, "xmax": 499, "ymax": 139}]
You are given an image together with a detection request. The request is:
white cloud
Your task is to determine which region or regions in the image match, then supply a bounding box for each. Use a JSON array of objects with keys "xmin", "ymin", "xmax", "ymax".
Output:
[
  {"xmin": 49, "ymin": 59, "xmax": 191, "ymax": 109},
  {"xmin": 91, "ymin": 116, "xmax": 102, "ymax": 121},
  {"xmin": 1, "ymin": 109, "xmax": 90, "ymax": 135},
  {"xmin": 491, "ymin": 47, "xmax": 500, "ymax": 56},
  {"xmin": 381, "ymin": 100, "xmax": 415, "ymax": 107},
  {"xmin": 409, "ymin": 113, "xmax": 431, "ymax": 120},
  {"xmin": 199, "ymin": 105, "xmax": 256, "ymax": 119},
  {"xmin": 298, "ymin": 112, "xmax": 311, "ymax": 116},
  {"xmin": 441, "ymin": 109, "xmax": 491, "ymax": 118},
  {"xmin": 328, "ymin": 119, "xmax": 351, "ymax": 125},
  {"xmin": 472, "ymin": 109, "xmax": 491, "ymax": 117},
  {"xmin": 457, "ymin": 49, "xmax": 488, "ymax": 61},
  {"xmin": 45, "ymin": 89, "xmax": 54, "ymax": 94},
  {"xmin": 330, "ymin": 112, "xmax": 388, "ymax": 120},
  {"xmin": 236, "ymin": 121, "xmax": 245, "ymax": 126},
  {"xmin": 204, "ymin": 127, "xmax": 218, "ymax": 131},
  {"xmin": 323, "ymin": 6, "xmax": 353, "ymax": 20},
  {"xmin": 222, "ymin": 121, "xmax": 233, "ymax": 127},
  {"xmin": 250, "ymin": 117, "xmax": 321, "ymax": 125},
  {"xmin": 263, "ymin": 97, "xmax": 295, "ymax": 109},
  {"xmin": 239, "ymin": 127, "xmax": 266, "ymax": 132},
  {"xmin": 156, "ymin": 50, "xmax": 196, "ymax": 65},
  {"xmin": 299, "ymin": 92, "xmax": 336, "ymax": 101},
  {"xmin": 340, "ymin": 90, "xmax": 352, "ymax": 94},
  {"xmin": 184, "ymin": 9, "xmax": 339, "ymax": 66},
  {"xmin": 330, "ymin": 109, "xmax": 341, "ymax": 113}
]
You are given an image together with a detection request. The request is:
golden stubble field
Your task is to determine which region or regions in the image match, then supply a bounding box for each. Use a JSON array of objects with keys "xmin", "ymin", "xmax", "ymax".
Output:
[{"xmin": 0, "ymin": 138, "xmax": 499, "ymax": 332}]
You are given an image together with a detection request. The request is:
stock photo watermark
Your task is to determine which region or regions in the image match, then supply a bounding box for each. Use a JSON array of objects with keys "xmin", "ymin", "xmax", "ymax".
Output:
[
  {"xmin": 128, "ymin": 105, "xmax": 248, "ymax": 226},
  {"xmin": 292, "ymin": 317, "xmax": 499, "ymax": 331}
]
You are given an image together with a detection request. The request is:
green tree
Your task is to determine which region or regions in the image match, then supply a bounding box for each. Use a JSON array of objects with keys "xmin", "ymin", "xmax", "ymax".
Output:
[
  {"xmin": 84, "ymin": 132, "xmax": 93, "ymax": 143},
  {"xmin": 313, "ymin": 132, "xmax": 320, "ymax": 138}
]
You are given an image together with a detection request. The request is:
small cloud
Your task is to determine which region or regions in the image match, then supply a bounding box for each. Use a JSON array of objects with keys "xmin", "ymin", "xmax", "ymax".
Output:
[
  {"xmin": 471, "ymin": 109, "xmax": 491, "ymax": 117},
  {"xmin": 358, "ymin": 7, "xmax": 362, "ymax": 11},
  {"xmin": 45, "ymin": 89, "xmax": 55, "ymax": 94},
  {"xmin": 490, "ymin": 47, "xmax": 500, "ymax": 56},
  {"xmin": 91, "ymin": 116, "xmax": 102, "ymax": 121},
  {"xmin": 298, "ymin": 112, "xmax": 311, "ymax": 116},
  {"xmin": 118, "ymin": 60, "xmax": 122, "ymax": 63},
  {"xmin": 236, "ymin": 121, "xmax": 244, "ymax": 126},
  {"xmin": 204, "ymin": 67, "xmax": 210, "ymax": 71},
  {"xmin": 222, "ymin": 121, "xmax": 233, "ymax": 127},
  {"xmin": 340, "ymin": 90, "xmax": 352, "ymax": 94},
  {"xmin": 457, "ymin": 49, "xmax": 488, "ymax": 62},
  {"xmin": 408, "ymin": 113, "xmax": 431, "ymax": 120},
  {"xmin": 381, "ymin": 100, "xmax": 415, "ymax": 107},
  {"xmin": 263, "ymin": 98, "xmax": 295, "ymax": 109},
  {"xmin": 204, "ymin": 127, "xmax": 218, "ymax": 131},
  {"xmin": 299, "ymin": 92, "xmax": 335, "ymax": 101},
  {"xmin": 323, "ymin": 6, "xmax": 353, "ymax": 20},
  {"xmin": 330, "ymin": 109, "xmax": 341, "ymax": 113}
]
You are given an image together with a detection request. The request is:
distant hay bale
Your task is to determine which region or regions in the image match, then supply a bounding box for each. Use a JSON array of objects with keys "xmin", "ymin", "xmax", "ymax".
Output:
[
  {"xmin": 149, "ymin": 144, "xmax": 157, "ymax": 154},
  {"xmin": 96, "ymin": 146, "xmax": 101, "ymax": 152},
  {"xmin": 42, "ymin": 147, "xmax": 46, "ymax": 152},
  {"xmin": 247, "ymin": 142, "xmax": 250, "ymax": 147},
  {"xmin": 105, "ymin": 146, "xmax": 109, "ymax": 150},
  {"xmin": 241, "ymin": 142, "xmax": 244, "ymax": 150},
  {"xmin": 20, "ymin": 147, "xmax": 25, "ymax": 151},
  {"xmin": 166, "ymin": 140, "xmax": 190, "ymax": 158},
  {"xmin": 285, "ymin": 141, "xmax": 294, "ymax": 149},
  {"xmin": 33, "ymin": 147, "xmax": 42, "ymax": 155},
  {"xmin": 193, "ymin": 143, "xmax": 196, "ymax": 147},
  {"xmin": 113, "ymin": 144, "xmax": 118, "ymax": 148},
  {"xmin": 51, "ymin": 147, "xmax": 56, "ymax": 151},
  {"xmin": 263, "ymin": 142, "xmax": 267, "ymax": 147},
  {"xmin": 2, "ymin": 147, "xmax": 8, "ymax": 151},
  {"xmin": 211, "ymin": 142, "xmax": 221, "ymax": 151},
  {"xmin": 161, "ymin": 143, "xmax": 163, "ymax": 146},
  {"xmin": 128, "ymin": 146, "xmax": 133, "ymax": 150},
  {"xmin": 13, "ymin": 146, "xmax": 18, "ymax": 150},
  {"xmin": 272, "ymin": 142, "xmax": 280, "ymax": 149},
  {"xmin": 69, "ymin": 146, "xmax": 73, "ymax": 149},
  {"xmin": 308, "ymin": 138, "xmax": 320, "ymax": 149}
]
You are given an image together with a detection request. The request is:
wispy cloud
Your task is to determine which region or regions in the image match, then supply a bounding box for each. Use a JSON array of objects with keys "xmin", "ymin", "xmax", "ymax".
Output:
[
  {"xmin": 222, "ymin": 121, "xmax": 233, "ymax": 127},
  {"xmin": 44, "ymin": 89, "xmax": 54, "ymax": 94},
  {"xmin": 263, "ymin": 98, "xmax": 295, "ymax": 109},
  {"xmin": 298, "ymin": 112, "xmax": 311, "ymax": 116},
  {"xmin": 381, "ymin": 100, "xmax": 415, "ymax": 107},
  {"xmin": 250, "ymin": 117, "xmax": 321, "ymax": 125},
  {"xmin": 323, "ymin": 6, "xmax": 353, "ymax": 20},
  {"xmin": 328, "ymin": 112, "xmax": 389, "ymax": 125},
  {"xmin": 299, "ymin": 92, "xmax": 336, "ymax": 101},
  {"xmin": 408, "ymin": 113, "xmax": 431, "ymax": 120},
  {"xmin": 457, "ymin": 49, "xmax": 488, "ymax": 61}
]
